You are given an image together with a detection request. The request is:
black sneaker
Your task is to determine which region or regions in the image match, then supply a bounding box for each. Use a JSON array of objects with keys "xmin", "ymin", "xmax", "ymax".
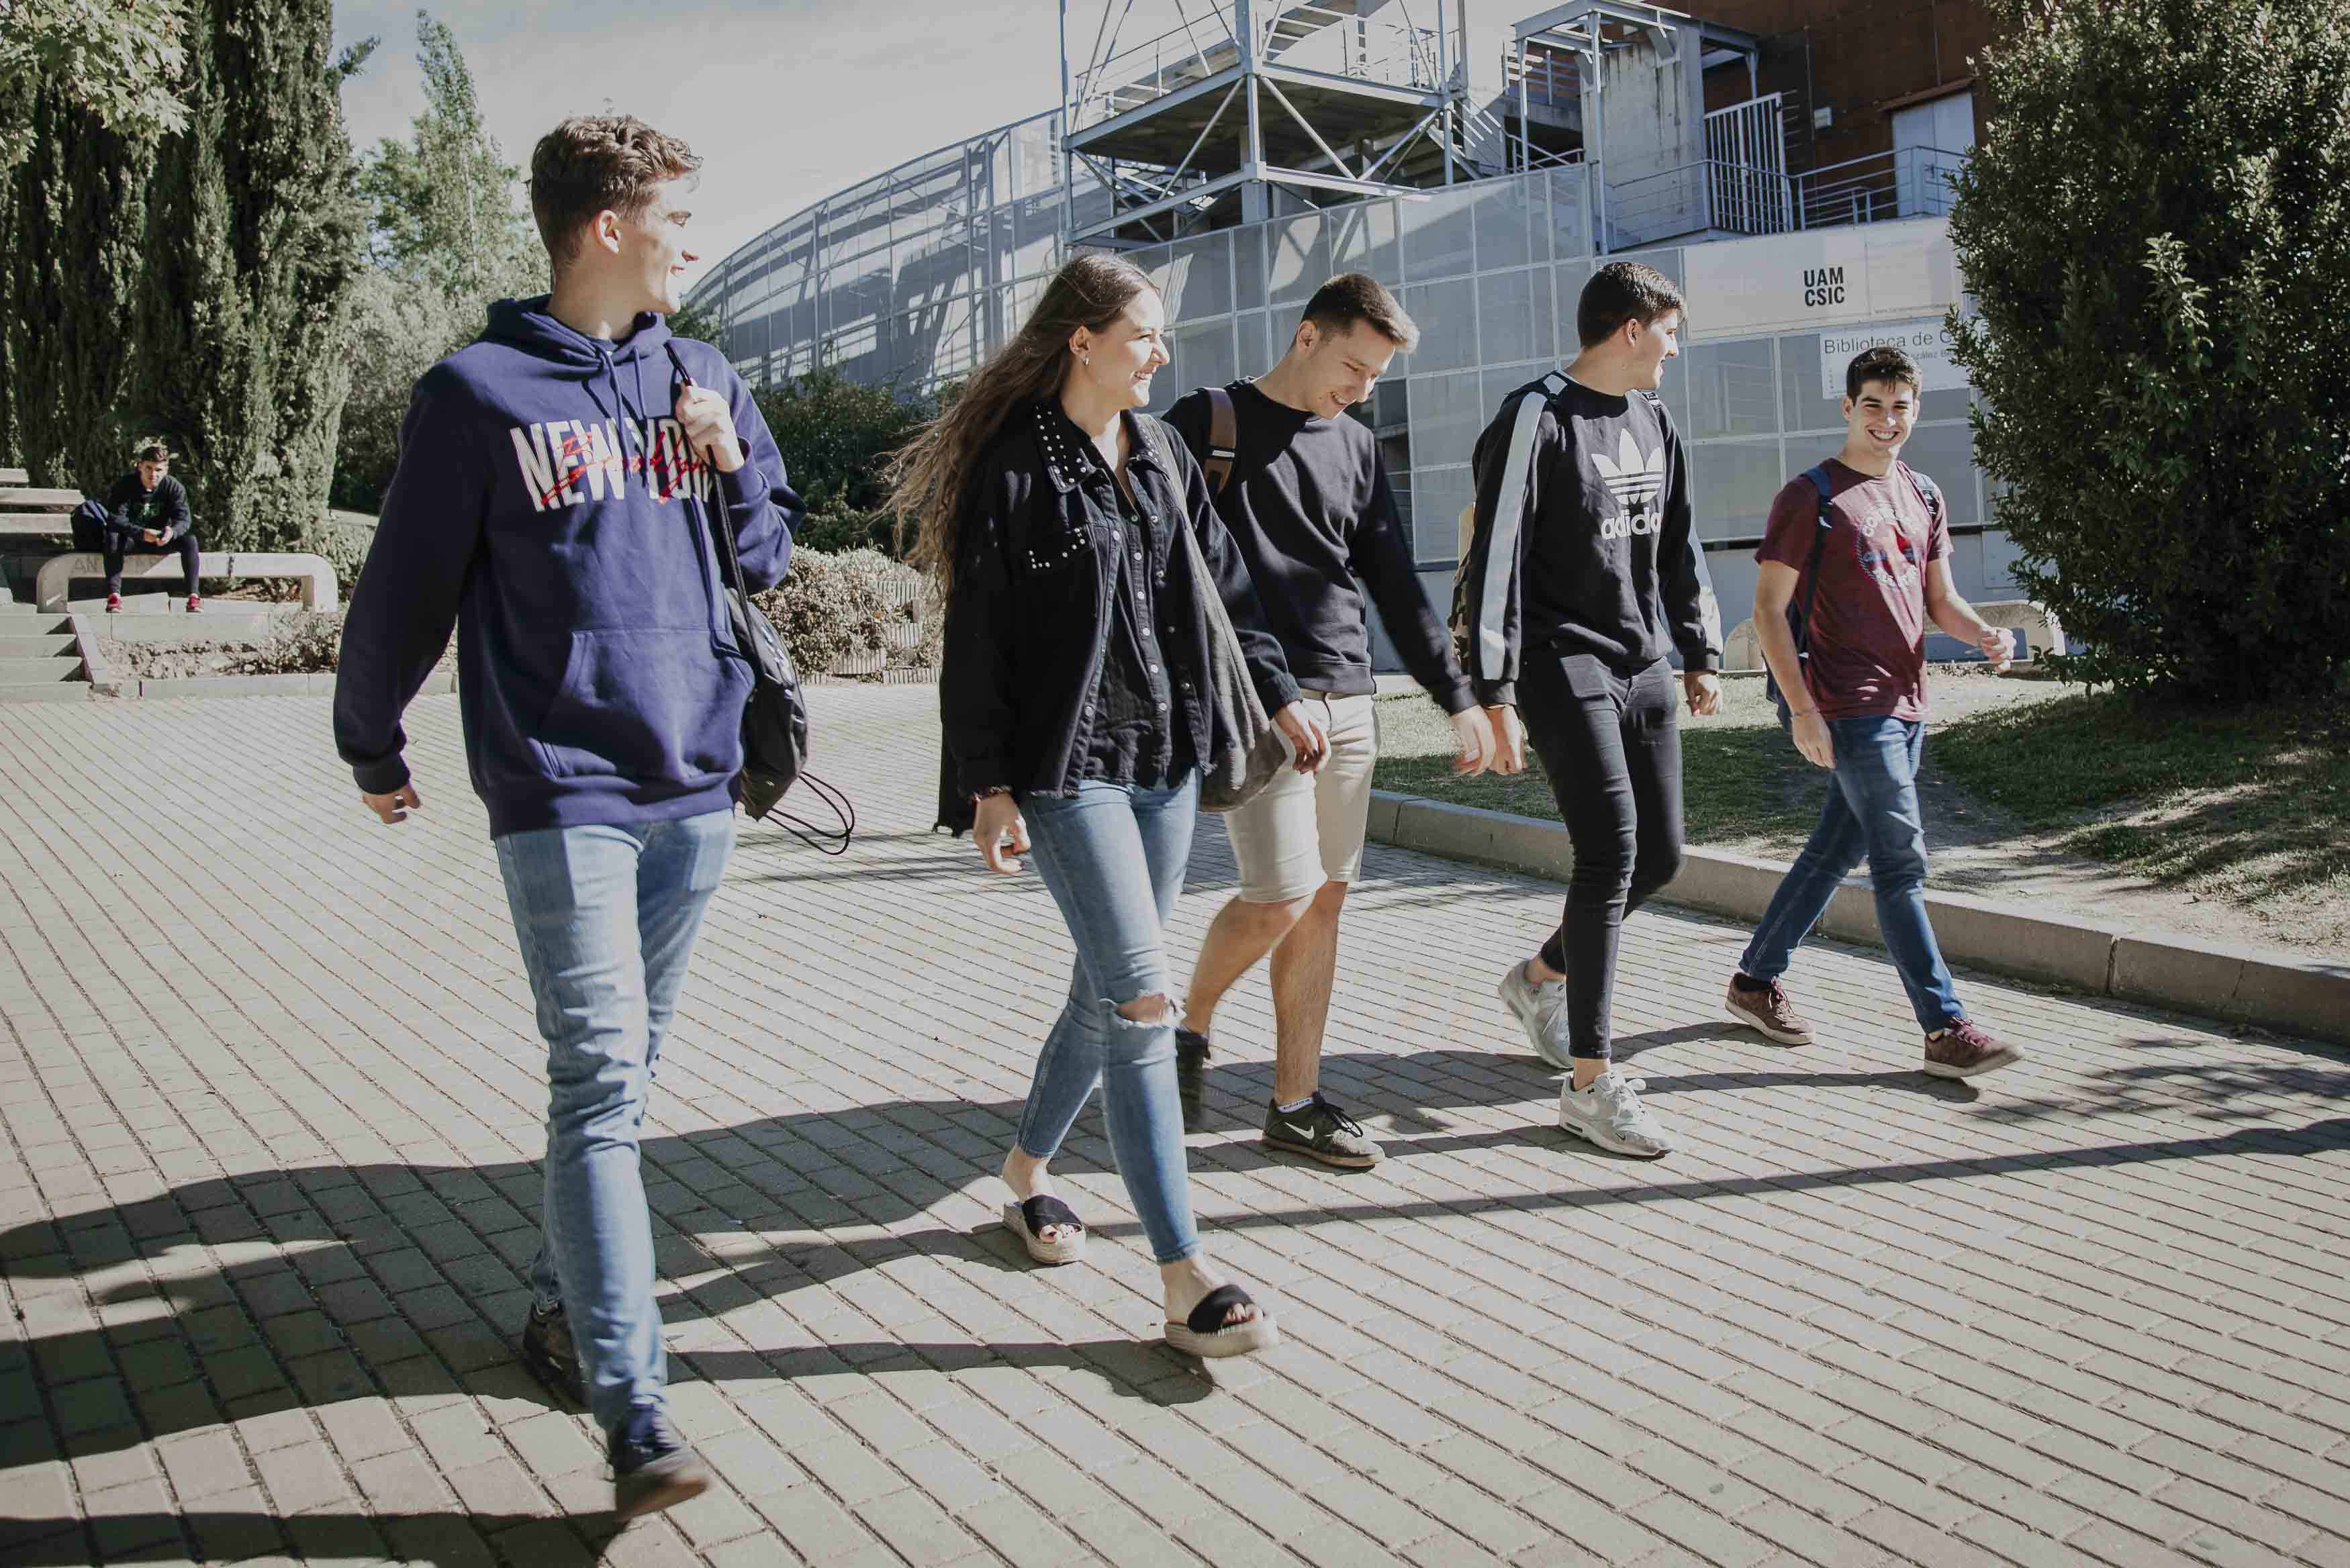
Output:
[
  {"xmin": 1176, "ymin": 1027, "xmax": 1211, "ymax": 1133},
  {"xmin": 611, "ymin": 1405, "xmax": 712, "ymax": 1520},
  {"xmin": 520, "ymin": 1302, "xmax": 584, "ymax": 1404},
  {"xmin": 1261, "ymin": 1092, "xmax": 1382, "ymax": 1169}
]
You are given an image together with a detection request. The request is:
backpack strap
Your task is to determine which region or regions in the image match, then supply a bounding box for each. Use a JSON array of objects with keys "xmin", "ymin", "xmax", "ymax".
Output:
[
  {"xmin": 1899, "ymin": 462, "xmax": 1943, "ymax": 524},
  {"xmin": 1790, "ymin": 462, "xmax": 1838, "ymax": 671},
  {"xmin": 1203, "ymin": 385, "xmax": 1238, "ymax": 497}
]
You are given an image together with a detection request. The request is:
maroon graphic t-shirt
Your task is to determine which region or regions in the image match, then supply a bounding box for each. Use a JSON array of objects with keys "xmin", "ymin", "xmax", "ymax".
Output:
[{"xmin": 1756, "ymin": 459, "xmax": 1950, "ymax": 722}]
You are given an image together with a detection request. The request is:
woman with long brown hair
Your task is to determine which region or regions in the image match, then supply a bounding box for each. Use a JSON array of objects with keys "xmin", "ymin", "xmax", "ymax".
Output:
[{"xmin": 892, "ymin": 254, "xmax": 1325, "ymax": 1357}]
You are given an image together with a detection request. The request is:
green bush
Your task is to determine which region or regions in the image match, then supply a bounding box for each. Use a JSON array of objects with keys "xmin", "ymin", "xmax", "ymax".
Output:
[
  {"xmin": 753, "ymin": 366, "xmax": 931, "ymax": 538},
  {"xmin": 1948, "ymin": 0, "xmax": 2350, "ymax": 700},
  {"xmin": 753, "ymin": 547, "xmax": 899, "ymax": 677}
]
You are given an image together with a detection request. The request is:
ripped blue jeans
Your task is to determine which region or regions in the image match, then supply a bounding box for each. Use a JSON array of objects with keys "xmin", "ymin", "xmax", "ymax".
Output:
[{"xmin": 1016, "ymin": 774, "xmax": 1201, "ymax": 1264}]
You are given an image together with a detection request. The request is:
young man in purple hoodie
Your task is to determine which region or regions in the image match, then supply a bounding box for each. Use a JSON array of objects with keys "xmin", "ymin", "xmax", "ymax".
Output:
[{"xmin": 333, "ymin": 116, "xmax": 798, "ymax": 1520}]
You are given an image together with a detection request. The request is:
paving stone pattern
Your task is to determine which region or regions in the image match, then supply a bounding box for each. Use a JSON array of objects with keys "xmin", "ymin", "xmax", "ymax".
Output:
[{"xmin": 3, "ymin": 686, "xmax": 2347, "ymax": 1567}]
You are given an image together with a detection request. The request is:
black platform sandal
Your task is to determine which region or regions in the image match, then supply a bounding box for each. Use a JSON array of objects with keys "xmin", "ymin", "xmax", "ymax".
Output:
[
  {"xmin": 1001, "ymin": 1194, "xmax": 1085, "ymax": 1265},
  {"xmin": 1165, "ymin": 1281, "xmax": 1278, "ymax": 1359}
]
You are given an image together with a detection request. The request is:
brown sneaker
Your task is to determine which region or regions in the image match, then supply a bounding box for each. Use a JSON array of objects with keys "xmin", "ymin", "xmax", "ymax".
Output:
[
  {"xmin": 1923, "ymin": 1019, "xmax": 2021, "ymax": 1078},
  {"xmin": 1724, "ymin": 976, "xmax": 1814, "ymax": 1046}
]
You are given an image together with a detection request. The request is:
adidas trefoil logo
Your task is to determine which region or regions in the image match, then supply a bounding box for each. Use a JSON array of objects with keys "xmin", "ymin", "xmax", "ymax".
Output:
[{"xmin": 1593, "ymin": 428, "xmax": 1666, "ymax": 540}]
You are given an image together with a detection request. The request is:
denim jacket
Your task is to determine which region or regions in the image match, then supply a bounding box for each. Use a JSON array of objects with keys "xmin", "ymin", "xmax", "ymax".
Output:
[{"xmin": 936, "ymin": 397, "xmax": 1299, "ymax": 834}]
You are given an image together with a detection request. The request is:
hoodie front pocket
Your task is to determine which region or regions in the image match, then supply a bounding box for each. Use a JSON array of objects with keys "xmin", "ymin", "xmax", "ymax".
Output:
[{"xmin": 532, "ymin": 628, "xmax": 746, "ymax": 786}]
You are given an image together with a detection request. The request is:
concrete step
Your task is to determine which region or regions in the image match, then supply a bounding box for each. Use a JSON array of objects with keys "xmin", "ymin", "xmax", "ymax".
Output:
[
  {"xmin": 0, "ymin": 683, "xmax": 93, "ymax": 703},
  {"xmin": 0, "ymin": 467, "xmax": 29, "ymax": 485},
  {"xmin": 75, "ymin": 598, "xmax": 272, "ymax": 625},
  {"xmin": 87, "ymin": 614, "xmax": 274, "ymax": 643},
  {"xmin": 0, "ymin": 634, "xmax": 77, "ymax": 658},
  {"xmin": 0, "ymin": 656, "xmax": 83, "ymax": 683},
  {"xmin": 0, "ymin": 489, "xmax": 81, "ymax": 509},
  {"xmin": 0, "ymin": 516, "xmax": 74, "ymax": 538}
]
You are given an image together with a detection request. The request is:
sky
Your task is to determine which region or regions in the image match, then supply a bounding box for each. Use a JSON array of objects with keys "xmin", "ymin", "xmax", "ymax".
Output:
[{"xmin": 330, "ymin": 0, "xmax": 1072, "ymax": 282}]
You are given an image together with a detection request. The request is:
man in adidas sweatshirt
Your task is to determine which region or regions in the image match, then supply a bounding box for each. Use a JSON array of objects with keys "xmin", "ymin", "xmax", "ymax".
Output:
[
  {"xmin": 333, "ymin": 117, "xmax": 798, "ymax": 1520},
  {"xmin": 1458, "ymin": 261, "xmax": 1723, "ymax": 1158}
]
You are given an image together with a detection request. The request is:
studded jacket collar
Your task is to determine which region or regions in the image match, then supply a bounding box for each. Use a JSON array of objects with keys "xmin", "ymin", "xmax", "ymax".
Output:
[{"xmin": 936, "ymin": 396, "xmax": 1300, "ymax": 834}]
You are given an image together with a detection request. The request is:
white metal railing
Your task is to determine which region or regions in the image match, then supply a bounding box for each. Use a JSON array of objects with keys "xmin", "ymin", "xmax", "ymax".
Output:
[{"xmin": 1599, "ymin": 143, "xmax": 1969, "ymax": 248}]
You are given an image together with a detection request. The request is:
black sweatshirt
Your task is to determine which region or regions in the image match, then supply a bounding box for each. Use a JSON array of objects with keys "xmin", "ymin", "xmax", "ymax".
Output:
[
  {"xmin": 103, "ymin": 473, "xmax": 191, "ymax": 542},
  {"xmin": 1457, "ymin": 373, "xmax": 1722, "ymax": 707},
  {"xmin": 1166, "ymin": 381, "xmax": 1474, "ymax": 714}
]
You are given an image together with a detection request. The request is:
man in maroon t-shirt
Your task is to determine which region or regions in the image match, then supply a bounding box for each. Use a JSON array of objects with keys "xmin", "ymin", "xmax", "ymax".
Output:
[{"xmin": 1722, "ymin": 345, "xmax": 2024, "ymax": 1078}]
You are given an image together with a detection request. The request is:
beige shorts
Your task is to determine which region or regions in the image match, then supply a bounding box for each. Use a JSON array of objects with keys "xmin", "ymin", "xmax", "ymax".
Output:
[{"xmin": 1223, "ymin": 691, "xmax": 1379, "ymax": 905}]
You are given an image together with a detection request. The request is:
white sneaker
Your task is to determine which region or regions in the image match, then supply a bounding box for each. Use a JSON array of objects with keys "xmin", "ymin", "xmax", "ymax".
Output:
[
  {"xmin": 1497, "ymin": 961, "xmax": 1575, "ymax": 1072},
  {"xmin": 1557, "ymin": 1070, "xmax": 1673, "ymax": 1158}
]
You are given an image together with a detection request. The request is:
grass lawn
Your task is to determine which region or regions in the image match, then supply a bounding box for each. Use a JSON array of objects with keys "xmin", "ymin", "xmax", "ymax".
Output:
[
  {"xmin": 1932, "ymin": 689, "xmax": 2350, "ymax": 949},
  {"xmin": 1372, "ymin": 671, "xmax": 2350, "ymax": 950},
  {"xmin": 1372, "ymin": 675, "xmax": 1828, "ymax": 847}
]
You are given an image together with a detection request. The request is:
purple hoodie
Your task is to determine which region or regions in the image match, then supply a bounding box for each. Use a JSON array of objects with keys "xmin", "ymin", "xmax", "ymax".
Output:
[{"xmin": 334, "ymin": 296, "xmax": 800, "ymax": 837}]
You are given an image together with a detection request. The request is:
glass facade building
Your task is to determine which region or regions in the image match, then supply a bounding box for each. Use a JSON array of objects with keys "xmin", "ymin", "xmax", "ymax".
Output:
[{"xmin": 691, "ymin": 116, "xmax": 2016, "ymax": 660}]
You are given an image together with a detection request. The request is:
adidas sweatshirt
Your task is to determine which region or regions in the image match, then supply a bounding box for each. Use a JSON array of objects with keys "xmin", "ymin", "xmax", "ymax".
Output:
[{"xmin": 1456, "ymin": 372, "xmax": 1722, "ymax": 707}]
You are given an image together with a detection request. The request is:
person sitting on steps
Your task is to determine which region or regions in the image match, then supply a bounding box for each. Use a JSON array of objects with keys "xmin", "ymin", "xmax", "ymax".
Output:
[{"xmin": 101, "ymin": 443, "xmax": 203, "ymax": 613}]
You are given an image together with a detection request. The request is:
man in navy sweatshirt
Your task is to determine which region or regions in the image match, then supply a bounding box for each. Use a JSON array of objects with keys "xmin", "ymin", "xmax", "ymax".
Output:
[{"xmin": 332, "ymin": 115, "xmax": 799, "ymax": 1521}]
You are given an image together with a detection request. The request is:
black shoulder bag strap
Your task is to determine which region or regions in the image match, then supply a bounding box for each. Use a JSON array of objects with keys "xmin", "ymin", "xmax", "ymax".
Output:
[{"xmin": 665, "ymin": 343, "xmax": 855, "ymax": 854}]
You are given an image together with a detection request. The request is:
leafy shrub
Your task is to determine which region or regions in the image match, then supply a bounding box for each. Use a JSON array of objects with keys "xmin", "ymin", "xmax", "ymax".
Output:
[
  {"xmin": 1948, "ymin": 0, "xmax": 2350, "ymax": 699},
  {"xmin": 753, "ymin": 367, "xmax": 931, "ymax": 518},
  {"xmin": 794, "ymin": 507, "xmax": 899, "ymax": 556},
  {"xmin": 753, "ymin": 549, "xmax": 893, "ymax": 676}
]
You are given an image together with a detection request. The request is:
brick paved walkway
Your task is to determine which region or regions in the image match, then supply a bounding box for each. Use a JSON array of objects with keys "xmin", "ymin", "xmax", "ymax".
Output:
[{"xmin": 3, "ymin": 686, "xmax": 2347, "ymax": 1568}]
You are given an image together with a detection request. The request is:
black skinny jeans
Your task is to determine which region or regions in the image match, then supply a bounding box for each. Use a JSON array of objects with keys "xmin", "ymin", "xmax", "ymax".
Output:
[
  {"xmin": 103, "ymin": 526, "xmax": 201, "ymax": 597},
  {"xmin": 1519, "ymin": 650, "xmax": 1686, "ymax": 1061}
]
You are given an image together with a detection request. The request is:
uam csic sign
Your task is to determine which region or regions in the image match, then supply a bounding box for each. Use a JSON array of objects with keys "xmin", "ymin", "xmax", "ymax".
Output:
[
  {"xmin": 1819, "ymin": 317, "xmax": 1962, "ymax": 397},
  {"xmin": 1679, "ymin": 218, "xmax": 1963, "ymax": 341}
]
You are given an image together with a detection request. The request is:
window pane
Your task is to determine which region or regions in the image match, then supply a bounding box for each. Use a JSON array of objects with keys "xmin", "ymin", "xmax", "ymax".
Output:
[
  {"xmin": 1777, "ymin": 330, "xmax": 1846, "ymax": 432},
  {"xmin": 1268, "ymin": 211, "xmax": 1329, "ymax": 305},
  {"xmin": 1549, "ymin": 168, "xmax": 1593, "ymax": 260},
  {"xmin": 1689, "ymin": 437, "xmax": 1788, "ymax": 543},
  {"xmin": 1895, "ymin": 422, "xmax": 1981, "ymax": 524},
  {"xmin": 1235, "ymin": 310, "xmax": 1271, "ymax": 377},
  {"xmin": 1233, "ymin": 224, "xmax": 1267, "ymax": 311},
  {"xmin": 1166, "ymin": 231, "xmax": 1233, "ymax": 321},
  {"xmin": 1477, "ymin": 270, "xmax": 1536, "ymax": 366},
  {"xmin": 1532, "ymin": 268, "xmax": 1558, "ymax": 366},
  {"xmin": 1329, "ymin": 197, "xmax": 1401, "ymax": 279},
  {"xmin": 1474, "ymin": 178, "xmax": 1535, "ymax": 270},
  {"xmin": 1407, "ymin": 370, "xmax": 1485, "ymax": 474},
  {"xmin": 1400, "ymin": 184, "xmax": 1478, "ymax": 281},
  {"xmin": 1400, "ymin": 277, "xmax": 1476, "ymax": 373},
  {"xmin": 1679, "ymin": 338, "xmax": 1779, "ymax": 438},
  {"xmin": 1410, "ymin": 465, "xmax": 1476, "ymax": 565},
  {"xmin": 1163, "ymin": 317, "xmax": 1236, "ymax": 411}
]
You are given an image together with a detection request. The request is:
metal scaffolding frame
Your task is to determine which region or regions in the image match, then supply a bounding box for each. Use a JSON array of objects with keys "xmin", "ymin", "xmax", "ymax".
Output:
[
  {"xmin": 1507, "ymin": 1, "xmax": 1761, "ymax": 250},
  {"xmin": 1059, "ymin": 0, "xmax": 1460, "ymax": 246}
]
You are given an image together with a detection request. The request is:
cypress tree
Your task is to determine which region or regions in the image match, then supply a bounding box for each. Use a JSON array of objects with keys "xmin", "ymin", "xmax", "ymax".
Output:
[{"xmin": 0, "ymin": 0, "xmax": 362, "ymax": 552}]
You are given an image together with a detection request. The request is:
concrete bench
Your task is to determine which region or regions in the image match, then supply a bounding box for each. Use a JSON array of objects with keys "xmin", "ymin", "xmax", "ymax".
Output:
[{"xmin": 38, "ymin": 551, "xmax": 338, "ymax": 614}]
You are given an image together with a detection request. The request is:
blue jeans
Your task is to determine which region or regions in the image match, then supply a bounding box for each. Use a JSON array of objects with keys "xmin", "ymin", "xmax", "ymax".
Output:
[
  {"xmin": 1017, "ymin": 775, "xmax": 1201, "ymax": 1265},
  {"xmin": 495, "ymin": 809, "xmax": 735, "ymax": 1432},
  {"xmin": 1738, "ymin": 716, "xmax": 1965, "ymax": 1032}
]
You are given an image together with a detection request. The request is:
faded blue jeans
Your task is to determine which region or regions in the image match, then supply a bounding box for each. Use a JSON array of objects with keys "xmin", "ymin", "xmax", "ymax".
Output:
[
  {"xmin": 1016, "ymin": 775, "xmax": 1201, "ymax": 1265},
  {"xmin": 496, "ymin": 809, "xmax": 735, "ymax": 1433},
  {"xmin": 1738, "ymin": 716, "xmax": 1967, "ymax": 1032}
]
